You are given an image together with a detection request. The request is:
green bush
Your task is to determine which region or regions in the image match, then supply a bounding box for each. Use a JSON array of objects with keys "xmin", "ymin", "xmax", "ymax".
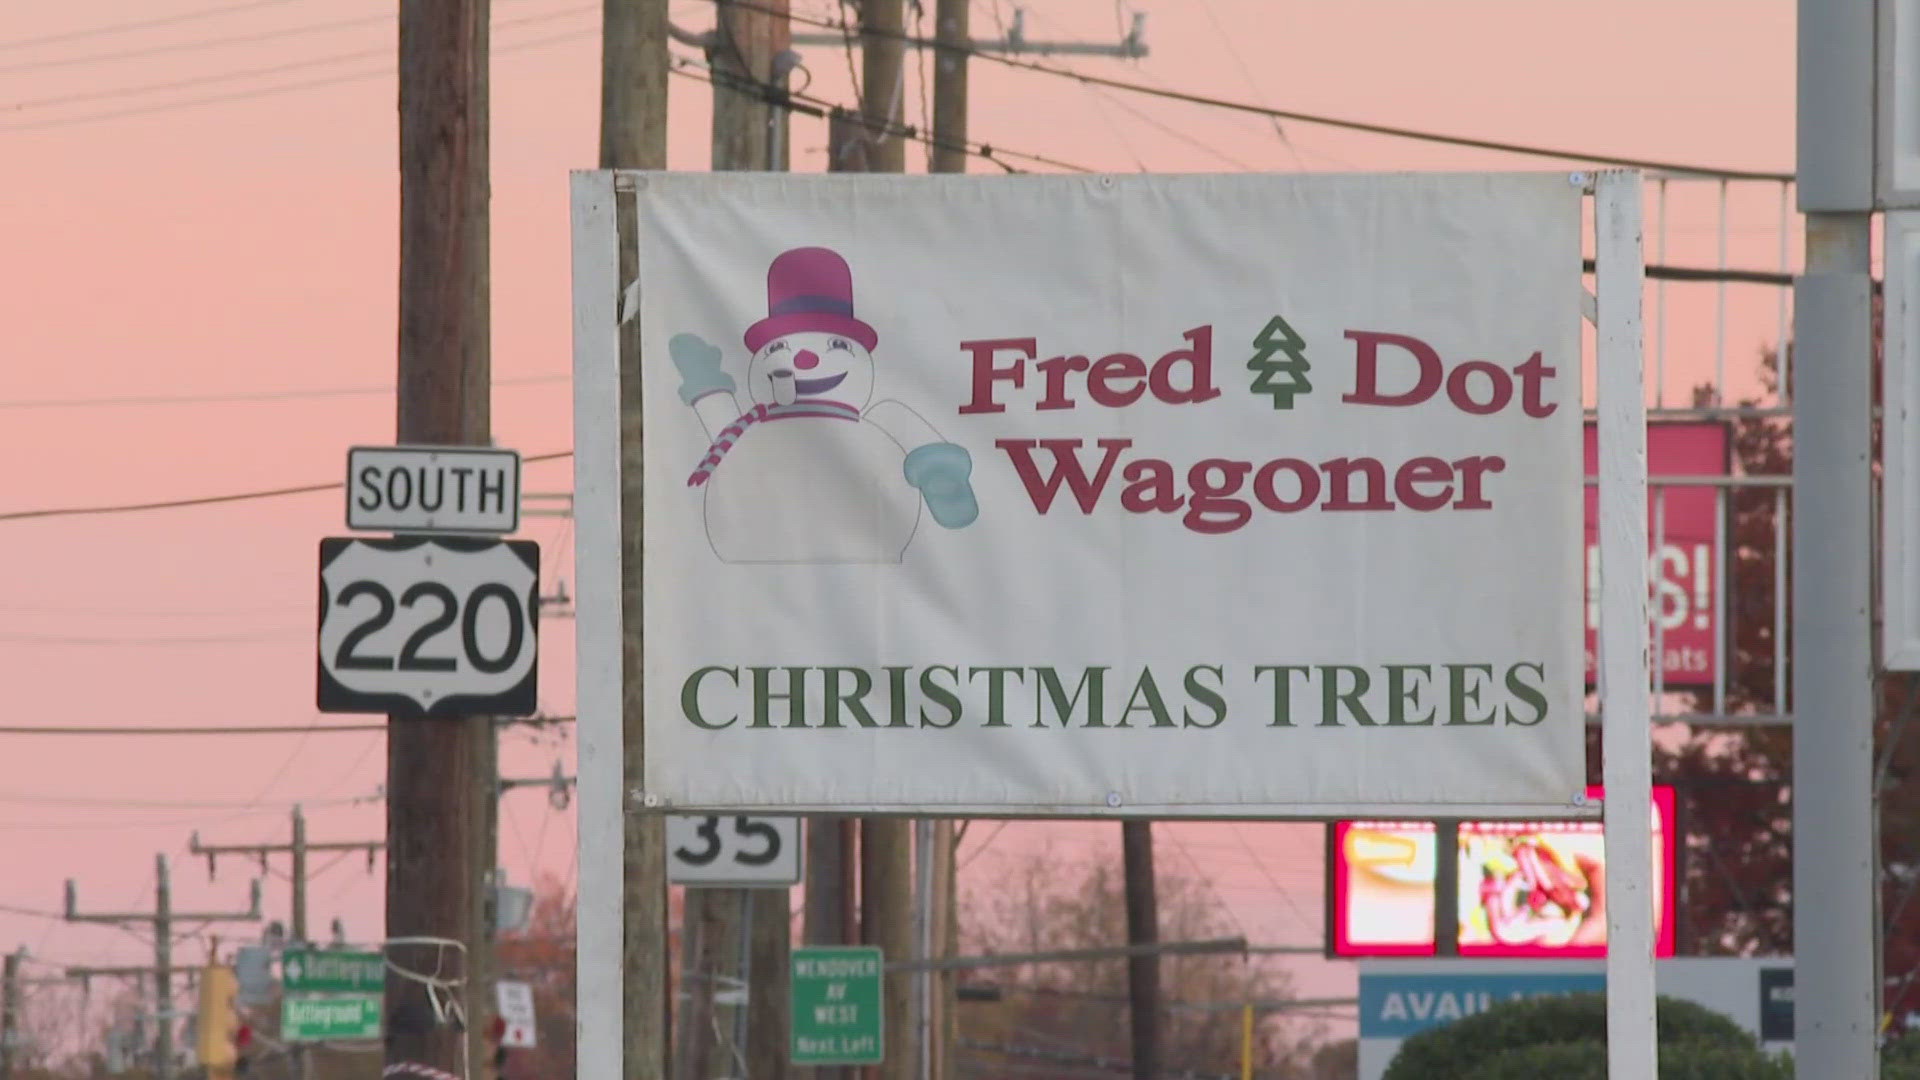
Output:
[
  {"xmin": 1888, "ymin": 1032, "xmax": 1920, "ymax": 1069},
  {"xmin": 1428, "ymin": 1037, "xmax": 1794, "ymax": 1080},
  {"xmin": 1887, "ymin": 1032, "xmax": 1920, "ymax": 1080},
  {"xmin": 1382, "ymin": 992, "xmax": 1757, "ymax": 1080},
  {"xmin": 1459, "ymin": 1039, "xmax": 1607, "ymax": 1080}
]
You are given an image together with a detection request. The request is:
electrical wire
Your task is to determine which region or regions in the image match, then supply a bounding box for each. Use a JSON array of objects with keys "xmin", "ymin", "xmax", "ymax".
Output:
[
  {"xmin": 0, "ymin": 630, "xmax": 306, "ymax": 647},
  {"xmin": 0, "ymin": 0, "xmax": 560, "ymax": 75},
  {"xmin": 0, "ymin": 717, "xmax": 571, "ymax": 735},
  {"xmin": 0, "ymin": 10, "xmax": 394, "ymax": 77},
  {"xmin": 0, "ymin": 792, "xmax": 362, "ymax": 810},
  {"xmin": 0, "ymin": 26, "xmax": 593, "ymax": 133},
  {"xmin": 1190, "ymin": 0, "xmax": 1302, "ymax": 169},
  {"xmin": 0, "ymin": 723, "xmax": 385, "ymax": 735},
  {"xmin": 670, "ymin": 52, "xmax": 1094, "ymax": 172},
  {"xmin": 0, "ymin": 374, "xmax": 566, "ymax": 411},
  {"xmin": 1, "ymin": 6, "xmax": 594, "ymax": 113},
  {"xmin": 1229, "ymin": 824, "xmax": 1318, "ymax": 936},
  {"xmin": 696, "ymin": 0, "xmax": 1796, "ymax": 182},
  {"xmin": 0, "ymin": 0, "xmax": 305, "ymax": 55},
  {"xmin": 0, "ymin": 449, "xmax": 572, "ymax": 523},
  {"xmin": 957, "ymin": 819, "xmax": 1012, "ymax": 871}
]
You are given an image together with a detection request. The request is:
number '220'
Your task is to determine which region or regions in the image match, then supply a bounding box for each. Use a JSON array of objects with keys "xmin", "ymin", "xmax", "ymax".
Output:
[{"xmin": 333, "ymin": 580, "xmax": 526, "ymax": 674}]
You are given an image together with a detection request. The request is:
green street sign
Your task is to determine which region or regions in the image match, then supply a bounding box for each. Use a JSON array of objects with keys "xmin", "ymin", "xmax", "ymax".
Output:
[
  {"xmin": 790, "ymin": 946, "xmax": 883, "ymax": 1066},
  {"xmin": 281, "ymin": 994, "xmax": 382, "ymax": 1042},
  {"xmin": 282, "ymin": 950, "xmax": 383, "ymax": 994}
]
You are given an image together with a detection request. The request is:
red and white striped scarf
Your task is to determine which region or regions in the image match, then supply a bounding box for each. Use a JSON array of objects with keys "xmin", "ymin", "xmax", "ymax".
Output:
[{"xmin": 686, "ymin": 402, "xmax": 859, "ymax": 487}]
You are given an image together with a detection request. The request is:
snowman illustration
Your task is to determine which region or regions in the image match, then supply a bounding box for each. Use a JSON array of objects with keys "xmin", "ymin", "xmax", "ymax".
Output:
[{"xmin": 669, "ymin": 246, "xmax": 980, "ymax": 564}]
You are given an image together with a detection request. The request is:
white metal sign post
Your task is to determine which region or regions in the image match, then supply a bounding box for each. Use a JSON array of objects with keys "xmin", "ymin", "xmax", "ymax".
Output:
[
  {"xmin": 1882, "ymin": 213, "xmax": 1920, "ymax": 665},
  {"xmin": 569, "ymin": 169, "xmax": 1652, "ymax": 1079},
  {"xmin": 1593, "ymin": 171, "xmax": 1656, "ymax": 1080}
]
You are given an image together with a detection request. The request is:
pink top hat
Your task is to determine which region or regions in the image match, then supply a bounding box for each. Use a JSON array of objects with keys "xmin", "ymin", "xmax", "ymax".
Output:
[{"xmin": 743, "ymin": 247, "xmax": 879, "ymax": 354}]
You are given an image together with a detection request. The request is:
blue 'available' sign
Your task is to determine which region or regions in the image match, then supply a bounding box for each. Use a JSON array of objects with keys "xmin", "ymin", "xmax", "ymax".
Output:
[{"xmin": 1359, "ymin": 972, "xmax": 1606, "ymax": 1039}]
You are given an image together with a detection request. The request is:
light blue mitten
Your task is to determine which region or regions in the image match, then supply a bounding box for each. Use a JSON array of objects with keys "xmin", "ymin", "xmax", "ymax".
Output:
[
  {"xmin": 903, "ymin": 442, "xmax": 979, "ymax": 529},
  {"xmin": 669, "ymin": 333, "xmax": 735, "ymax": 405}
]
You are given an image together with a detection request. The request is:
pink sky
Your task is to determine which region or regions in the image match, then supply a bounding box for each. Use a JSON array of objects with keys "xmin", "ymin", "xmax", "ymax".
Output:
[{"xmin": 0, "ymin": 0, "xmax": 1794, "ymax": 1048}]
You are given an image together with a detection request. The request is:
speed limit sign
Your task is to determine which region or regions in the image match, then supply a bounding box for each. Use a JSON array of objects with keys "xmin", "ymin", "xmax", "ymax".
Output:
[
  {"xmin": 317, "ymin": 537, "xmax": 539, "ymax": 718},
  {"xmin": 666, "ymin": 815, "xmax": 802, "ymax": 886}
]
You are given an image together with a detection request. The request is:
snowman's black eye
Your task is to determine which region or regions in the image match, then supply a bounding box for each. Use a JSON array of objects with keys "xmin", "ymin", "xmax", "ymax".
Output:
[
  {"xmin": 766, "ymin": 341, "xmax": 789, "ymax": 354},
  {"xmin": 828, "ymin": 338, "xmax": 851, "ymax": 352}
]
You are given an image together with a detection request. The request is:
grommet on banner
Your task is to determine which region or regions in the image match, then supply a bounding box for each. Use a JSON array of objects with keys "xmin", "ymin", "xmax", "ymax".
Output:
[{"xmin": 1105, "ymin": 792, "xmax": 1123, "ymax": 808}]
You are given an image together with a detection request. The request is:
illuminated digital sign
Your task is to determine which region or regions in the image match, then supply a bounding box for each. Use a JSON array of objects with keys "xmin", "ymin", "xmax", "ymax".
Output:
[{"xmin": 1328, "ymin": 785, "xmax": 1677, "ymax": 958}]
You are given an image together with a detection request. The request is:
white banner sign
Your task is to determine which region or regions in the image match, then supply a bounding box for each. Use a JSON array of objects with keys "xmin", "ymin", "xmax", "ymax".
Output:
[{"xmin": 622, "ymin": 172, "xmax": 1585, "ymax": 816}]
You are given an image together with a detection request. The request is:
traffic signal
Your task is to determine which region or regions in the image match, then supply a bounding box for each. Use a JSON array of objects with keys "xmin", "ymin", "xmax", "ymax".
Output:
[{"xmin": 197, "ymin": 963, "xmax": 243, "ymax": 1080}]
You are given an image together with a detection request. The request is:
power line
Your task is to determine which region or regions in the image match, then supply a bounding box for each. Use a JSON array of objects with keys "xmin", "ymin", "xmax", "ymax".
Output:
[
  {"xmin": 0, "ymin": 631, "xmax": 305, "ymax": 647},
  {"xmin": 0, "ymin": 792, "xmax": 366, "ymax": 811},
  {"xmin": 0, "ymin": 26, "xmax": 593, "ymax": 133},
  {"xmin": 0, "ymin": 723, "xmax": 386, "ymax": 736},
  {"xmin": 0, "ymin": 0, "xmax": 569, "ymax": 75},
  {"xmin": 0, "ymin": 0, "xmax": 303, "ymax": 55},
  {"xmin": 0, "ymin": 449, "xmax": 572, "ymax": 523},
  {"xmin": 0, "ymin": 10, "xmax": 386, "ymax": 77},
  {"xmin": 0, "ymin": 373, "xmax": 566, "ymax": 411},
  {"xmin": 1, "ymin": 6, "xmax": 594, "ymax": 113},
  {"xmin": 0, "ymin": 716, "xmax": 572, "ymax": 735},
  {"xmin": 698, "ymin": 0, "xmax": 1795, "ymax": 182},
  {"xmin": 669, "ymin": 53, "xmax": 1094, "ymax": 173}
]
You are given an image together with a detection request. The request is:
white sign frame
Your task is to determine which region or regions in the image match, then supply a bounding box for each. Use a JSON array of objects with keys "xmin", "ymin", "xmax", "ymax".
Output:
[
  {"xmin": 1886, "ymin": 212, "xmax": 1920, "ymax": 666},
  {"xmin": 666, "ymin": 814, "xmax": 803, "ymax": 886},
  {"xmin": 567, "ymin": 169, "xmax": 1653, "ymax": 1080},
  {"xmin": 617, "ymin": 171, "xmax": 1594, "ymax": 820},
  {"xmin": 346, "ymin": 444, "xmax": 522, "ymax": 534}
]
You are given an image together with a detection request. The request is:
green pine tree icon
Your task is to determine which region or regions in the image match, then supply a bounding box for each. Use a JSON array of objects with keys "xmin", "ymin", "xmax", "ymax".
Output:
[{"xmin": 1248, "ymin": 315, "xmax": 1311, "ymax": 410}]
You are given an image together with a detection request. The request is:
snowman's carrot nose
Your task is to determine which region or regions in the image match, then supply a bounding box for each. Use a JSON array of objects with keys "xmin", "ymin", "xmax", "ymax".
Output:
[{"xmin": 794, "ymin": 349, "xmax": 820, "ymax": 370}]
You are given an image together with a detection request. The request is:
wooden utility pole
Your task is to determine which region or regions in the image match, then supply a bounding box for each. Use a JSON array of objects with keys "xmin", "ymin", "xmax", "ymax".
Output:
[
  {"xmin": 190, "ymin": 809, "xmax": 385, "ymax": 928},
  {"xmin": 680, "ymin": 7, "xmax": 797, "ymax": 1076},
  {"xmin": 599, "ymin": 1, "xmax": 671, "ymax": 1078},
  {"xmin": 930, "ymin": 0, "xmax": 968, "ymax": 174},
  {"xmin": 849, "ymin": 8, "xmax": 913, "ymax": 1076},
  {"xmin": 389, "ymin": 1, "xmax": 492, "ymax": 1076},
  {"xmin": 710, "ymin": 0, "xmax": 793, "ymax": 171},
  {"xmin": 797, "ymin": 114, "xmax": 871, "ymax": 1080},
  {"xmin": 1121, "ymin": 822, "xmax": 1160, "ymax": 1080},
  {"xmin": 65, "ymin": 857, "xmax": 259, "ymax": 1080},
  {"xmin": 1, "ymin": 948, "xmax": 21, "ymax": 1080},
  {"xmin": 928, "ymin": 9, "xmax": 966, "ymax": 1072},
  {"xmin": 805, "ymin": 810, "xmax": 858, "ymax": 1080},
  {"xmin": 858, "ymin": 0, "xmax": 907, "ymax": 173},
  {"xmin": 192, "ymin": 807, "xmax": 381, "ymax": 1080}
]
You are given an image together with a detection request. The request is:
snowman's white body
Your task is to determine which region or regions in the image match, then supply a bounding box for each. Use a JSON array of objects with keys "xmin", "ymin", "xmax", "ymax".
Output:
[{"xmin": 701, "ymin": 411, "xmax": 922, "ymax": 564}]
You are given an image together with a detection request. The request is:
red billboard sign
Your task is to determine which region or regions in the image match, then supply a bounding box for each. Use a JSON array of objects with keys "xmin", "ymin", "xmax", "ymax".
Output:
[
  {"xmin": 1327, "ymin": 785, "xmax": 1677, "ymax": 958},
  {"xmin": 1584, "ymin": 421, "xmax": 1730, "ymax": 689}
]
